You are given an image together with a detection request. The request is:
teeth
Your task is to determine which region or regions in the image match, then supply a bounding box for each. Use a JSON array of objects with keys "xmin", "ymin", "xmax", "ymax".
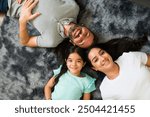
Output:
[
  {"xmin": 78, "ymin": 40, "xmax": 85, "ymax": 45},
  {"xmin": 74, "ymin": 29, "xmax": 80, "ymax": 37}
]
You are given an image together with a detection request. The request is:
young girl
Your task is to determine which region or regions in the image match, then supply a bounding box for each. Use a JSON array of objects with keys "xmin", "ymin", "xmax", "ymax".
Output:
[{"xmin": 44, "ymin": 46, "xmax": 96, "ymax": 100}]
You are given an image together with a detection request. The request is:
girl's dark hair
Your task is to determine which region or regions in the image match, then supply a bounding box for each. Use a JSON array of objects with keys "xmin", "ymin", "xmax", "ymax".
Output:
[
  {"xmin": 86, "ymin": 35, "xmax": 148, "ymax": 67},
  {"xmin": 52, "ymin": 45, "xmax": 86, "ymax": 91}
]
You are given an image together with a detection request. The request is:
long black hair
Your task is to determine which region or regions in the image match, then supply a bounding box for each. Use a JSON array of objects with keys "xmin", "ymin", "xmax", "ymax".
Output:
[
  {"xmin": 96, "ymin": 35, "xmax": 148, "ymax": 61},
  {"xmin": 86, "ymin": 35, "xmax": 148, "ymax": 67},
  {"xmin": 52, "ymin": 45, "xmax": 86, "ymax": 91}
]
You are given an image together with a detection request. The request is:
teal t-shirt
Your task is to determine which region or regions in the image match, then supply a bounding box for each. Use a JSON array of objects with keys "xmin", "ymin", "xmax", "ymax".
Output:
[{"xmin": 52, "ymin": 66, "xmax": 96, "ymax": 100}]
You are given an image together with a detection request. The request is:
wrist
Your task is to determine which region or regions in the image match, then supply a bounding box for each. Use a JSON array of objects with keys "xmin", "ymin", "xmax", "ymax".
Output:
[{"xmin": 19, "ymin": 18, "xmax": 28, "ymax": 24}]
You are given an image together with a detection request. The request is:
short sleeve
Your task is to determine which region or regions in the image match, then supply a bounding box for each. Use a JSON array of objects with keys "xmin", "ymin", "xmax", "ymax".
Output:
[
  {"xmin": 53, "ymin": 65, "xmax": 62, "ymax": 77},
  {"xmin": 84, "ymin": 75, "xmax": 96, "ymax": 93},
  {"xmin": 129, "ymin": 52, "xmax": 147, "ymax": 65}
]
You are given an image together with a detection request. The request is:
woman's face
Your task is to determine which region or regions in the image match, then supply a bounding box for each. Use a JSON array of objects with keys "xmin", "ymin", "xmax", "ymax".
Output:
[
  {"xmin": 66, "ymin": 52, "xmax": 85, "ymax": 76},
  {"xmin": 88, "ymin": 48, "xmax": 114, "ymax": 72}
]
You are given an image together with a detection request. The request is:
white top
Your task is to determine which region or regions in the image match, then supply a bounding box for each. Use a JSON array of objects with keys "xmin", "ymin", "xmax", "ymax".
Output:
[{"xmin": 100, "ymin": 52, "xmax": 150, "ymax": 100}]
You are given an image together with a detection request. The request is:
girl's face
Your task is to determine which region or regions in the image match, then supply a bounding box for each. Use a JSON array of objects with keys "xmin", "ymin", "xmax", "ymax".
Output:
[
  {"xmin": 66, "ymin": 52, "xmax": 85, "ymax": 76},
  {"xmin": 88, "ymin": 48, "xmax": 114, "ymax": 73}
]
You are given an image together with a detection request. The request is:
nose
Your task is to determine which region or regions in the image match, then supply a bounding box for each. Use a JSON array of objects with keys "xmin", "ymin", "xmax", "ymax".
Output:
[
  {"xmin": 99, "ymin": 56, "xmax": 105, "ymax": 65},
  {"xmin": 72, "ymin": 61, "xmax": 77, "ymax": 66}
]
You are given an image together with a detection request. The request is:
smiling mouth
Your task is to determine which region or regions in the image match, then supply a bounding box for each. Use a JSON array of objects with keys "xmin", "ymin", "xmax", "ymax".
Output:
[
  {"xmin": 70, "ymin": 67, "xmax": 78, "ymax": 70},
  {"xmin": 78, "ymin": 32, "xmax": 90, "ymax": 45},
  {"xmin": 74, "ymin": 28, "xmax": 81, "ymax": 37}
]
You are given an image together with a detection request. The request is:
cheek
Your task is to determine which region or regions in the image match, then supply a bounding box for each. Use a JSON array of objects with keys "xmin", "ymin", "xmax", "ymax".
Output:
[
  {"xmin": 91, "ymin": 62, "xmax": 98, "ymax": 68},
  {"xmin": 66, "ymin": 62, "xmax": 70, "ymax": 67}
]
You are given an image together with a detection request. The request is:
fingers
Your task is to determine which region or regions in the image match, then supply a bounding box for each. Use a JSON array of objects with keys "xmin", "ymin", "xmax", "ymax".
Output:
[
  {"xmin": 29, "ymin": 0, "xmax": 39, "ymax": 10},
  {"xmin": 26, "ymin": 0, "xmax": 35, "ymax": 7},
  {"xmin": 23, "ymin": 0, "xmax": 39, "ymax": 10},
  {"xmin": 29, "ymin": 12, "xmax": 41, "ymax": 20}
]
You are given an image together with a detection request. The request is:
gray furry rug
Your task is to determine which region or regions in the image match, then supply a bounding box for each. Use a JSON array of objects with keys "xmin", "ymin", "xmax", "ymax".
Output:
[{"xmin": 0, "ymin": 0, "xmax": 150, "ymax": 100}]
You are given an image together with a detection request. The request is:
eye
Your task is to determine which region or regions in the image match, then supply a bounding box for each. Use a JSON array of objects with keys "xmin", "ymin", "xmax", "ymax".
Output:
[
  {"xmin": 93, "ymin": 58, "xmax": 98, "ymax": 63},
  {"xmin": 67, "ymin": 59, "xmax": 72, "ymax": 62},
  {"xmin": 99, "ymin": 50, "xmax": 105, "ymax": 55},
  {"xmin": 77, "ymin": 60, "xmax": 82, "ymax": 63}
]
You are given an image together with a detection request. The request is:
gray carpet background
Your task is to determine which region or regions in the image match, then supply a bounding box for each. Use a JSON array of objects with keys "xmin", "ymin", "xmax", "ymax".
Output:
[{"xmin": 0, "ymin": 0, "xmax": 150, "ymax": 100}]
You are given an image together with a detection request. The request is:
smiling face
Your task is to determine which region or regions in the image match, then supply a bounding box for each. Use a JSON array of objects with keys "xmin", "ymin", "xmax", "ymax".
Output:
[
  {"xmin": 88, "ymin": 48, "xmax": 114, "ymax": 73},
  {"xmin": 66, "ymin": 52, "xmax": 85, "ymax": 76},
  {"xmin": 68, "ymin": 25, "xmax": 94, "ymax": 48}
]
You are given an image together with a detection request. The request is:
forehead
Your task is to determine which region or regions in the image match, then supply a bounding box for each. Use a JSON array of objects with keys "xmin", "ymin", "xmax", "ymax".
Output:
[
  {"xmin": 68, "ymin": 52, "xmax": 82, "ymax": 59},
  {"xmin": 90, "ymin": 48, "xmax": 101, "ymax": 54},
  {"xmin": 88, "ymin": 48, "xmax": 101, "ymax": 58}
]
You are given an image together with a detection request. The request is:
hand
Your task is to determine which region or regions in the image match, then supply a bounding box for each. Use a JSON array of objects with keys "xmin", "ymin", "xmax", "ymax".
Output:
[{"xmin": 19, "ymin": 0, "xmax": 40, "ymax": 23}]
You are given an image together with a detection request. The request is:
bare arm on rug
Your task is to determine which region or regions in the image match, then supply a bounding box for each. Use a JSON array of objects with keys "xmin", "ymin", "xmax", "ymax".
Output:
[{"xmin": 44, "ymin": 77, "xmax": 55, "ymax": 100}]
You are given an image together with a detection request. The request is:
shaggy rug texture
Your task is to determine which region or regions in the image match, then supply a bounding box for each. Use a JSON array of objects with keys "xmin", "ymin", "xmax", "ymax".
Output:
[{"xmin": 0, "ymin": 0, "xmax": 150, "ymax": 100}]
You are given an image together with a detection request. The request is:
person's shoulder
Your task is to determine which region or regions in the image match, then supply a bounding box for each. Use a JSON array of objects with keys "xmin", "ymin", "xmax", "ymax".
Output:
[
  {"xmin": 53, "ymin": 65, "xmax": 62, "ymax": 76},
  {"xmin": 120, "ymin": 52, "xmax": 138, "ymax": 58},
  {"xmin": 122, "ymin": 51, "xmax": 146, "ymax": 58},
  {"xmin": 116, "ymin": 52, "xmax": 136, "ymax": 63},
  {"xmin": 84, "ymin": 73, "xmax": 96, "ymax": 81}
]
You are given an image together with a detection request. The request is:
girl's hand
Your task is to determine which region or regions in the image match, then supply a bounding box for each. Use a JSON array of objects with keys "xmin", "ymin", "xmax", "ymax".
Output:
[
  {"xmin": 83, "ymin": 93, "xmax": 91, "ymax": 100},
  {"xmin": 19, "ymin": 0, "xmax": 40, "ymax": 23}
]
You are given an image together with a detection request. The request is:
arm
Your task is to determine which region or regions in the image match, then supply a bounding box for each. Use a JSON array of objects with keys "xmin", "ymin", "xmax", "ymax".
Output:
[
  {"xmin": 83, "ymin": 93, "xmax": 91, "ymax": 100},
  {"xmin": 19, "ymin": 20, "xmax": 38, "ymax": 47},
  {"xmin": 44, "ymin": 77, "xmax": 55, "ymax": 100},
  {"xmin": 146, "ymin": 54, "xmax": 150, "ymax": 67},
  {"xmin": 19, "ymin": 0, "xmax": 40, "ymax": 47}
]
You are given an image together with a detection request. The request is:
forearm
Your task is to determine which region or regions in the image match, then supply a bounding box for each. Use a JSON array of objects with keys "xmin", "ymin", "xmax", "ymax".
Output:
[
  {"xmin": 44, "ymin": 86, "xmax": 52, "ymax": 100},
  {"xmin": 19, "ymin": 19, "xmax": 31, "ymax": 45}
]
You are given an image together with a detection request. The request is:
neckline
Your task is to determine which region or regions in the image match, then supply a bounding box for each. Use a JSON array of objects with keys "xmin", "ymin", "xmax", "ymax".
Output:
[{"xmin": 67, "ymin": 70, "xmax": 86, "ymax": 79}]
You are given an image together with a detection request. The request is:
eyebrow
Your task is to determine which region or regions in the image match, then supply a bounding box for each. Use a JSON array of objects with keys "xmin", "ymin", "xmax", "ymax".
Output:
[
  {"xmin": 91, "ymin": 56, "xmax": 96, "ymax": 62},
  {"xmin": 67, "ymin": 58, "xmax": 82, "ymax": 61}
]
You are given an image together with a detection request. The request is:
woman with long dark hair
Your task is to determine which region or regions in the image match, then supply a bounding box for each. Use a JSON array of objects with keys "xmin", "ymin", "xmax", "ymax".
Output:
[{"xmin": 86, "ymin": 38, "xmax": 150, "ymax": 100}]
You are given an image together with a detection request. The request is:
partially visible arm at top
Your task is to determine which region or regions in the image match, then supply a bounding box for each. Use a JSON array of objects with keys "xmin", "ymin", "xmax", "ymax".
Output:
[{"xmin": 17, "ymin": 0, "xmax": 22, "ymax": 4}]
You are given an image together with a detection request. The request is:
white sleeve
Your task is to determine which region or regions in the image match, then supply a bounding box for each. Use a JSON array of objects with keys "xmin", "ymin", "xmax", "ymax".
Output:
[{"xmin": 128, "ymin": 52, "xmax": 148, "ymax": 65}]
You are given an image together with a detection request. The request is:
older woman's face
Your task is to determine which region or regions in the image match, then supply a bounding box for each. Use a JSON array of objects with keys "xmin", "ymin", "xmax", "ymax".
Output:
[{"xmin": 88, "ymin": 48, "xmax": 114, "ymax": 72}]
